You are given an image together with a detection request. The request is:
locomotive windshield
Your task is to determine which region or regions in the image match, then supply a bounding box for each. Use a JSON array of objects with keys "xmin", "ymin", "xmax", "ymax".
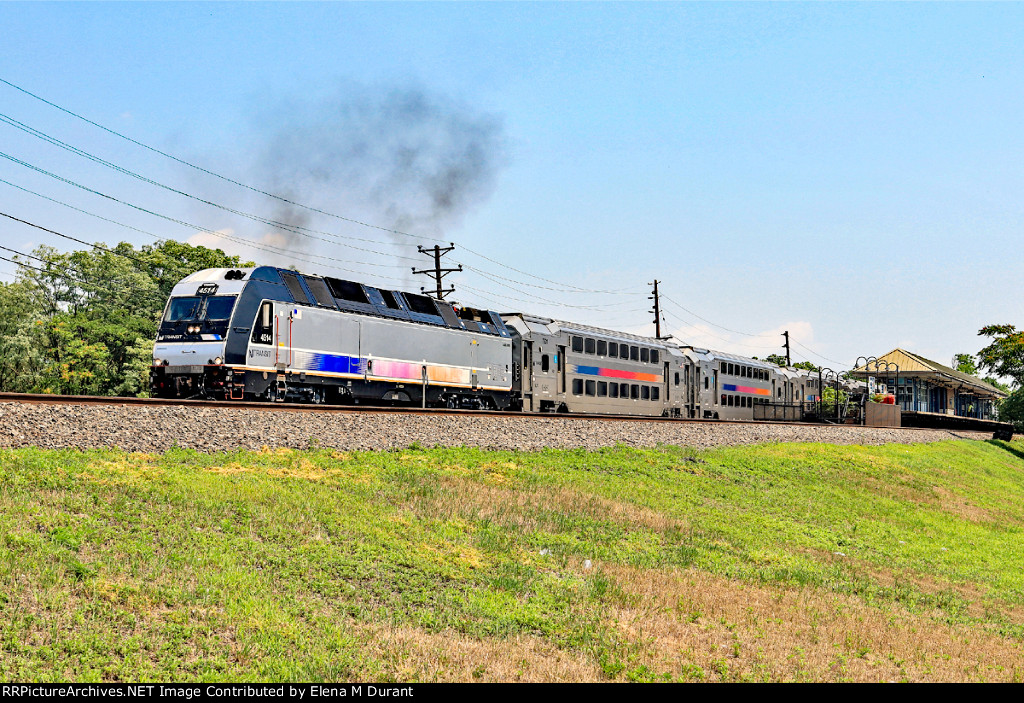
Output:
[
  {"xmin": 163, "ymin": 295, "xmax": 236, "ymax": 322},
  {"xmin": 204, "ymin": 296, "xmax": 236, "ymax": 320},
  {"xmin": 165, "ymin": 296, "xmax": 202, "ymax": 322}
]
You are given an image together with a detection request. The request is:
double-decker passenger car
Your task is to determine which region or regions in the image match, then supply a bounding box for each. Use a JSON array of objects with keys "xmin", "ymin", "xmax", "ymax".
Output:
[{"xmin": 501, "ymin": 315, "xmax": 683, "ymax": 416}]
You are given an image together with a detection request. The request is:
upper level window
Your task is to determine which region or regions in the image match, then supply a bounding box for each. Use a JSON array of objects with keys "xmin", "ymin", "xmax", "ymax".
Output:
[
  {"xmin": 609, "ymin": 342, "xmax": 618, "ymax": 357},
  {"xmin": 650, "ymin": 350, "xmax": 659, "ymax": 364},
  {"xmin": 572, "ymin": 336, "xmax": 584, "ymax": 353},
  {"xmin": 597, "ymin": 340, "xmax": 607, "ymax": 356},
  {"xmin": 404, "ymin": 293, "xmax": 440, "ymax": 316},
  {"xmin": 640, "ymin": 348, "xmax": 650, "ymax": 363},
  {"xmin": 325, "ymin": 277, "xmax": 369, "ymax": 305},
  {"xmin": 379, "ymin": 290, "xmax": 403, "ymax": 310},
  {"xmin": 585, "ymin": 338, "xmax": 596, "ymax": 354},
  {"xmin": 630, "ymin": 346, "xmax": 639, "ymax": 361}
]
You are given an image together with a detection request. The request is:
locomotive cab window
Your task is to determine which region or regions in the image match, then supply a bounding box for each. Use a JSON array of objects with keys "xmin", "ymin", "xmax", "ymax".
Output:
[
  {"xmin": 251, "ymin": 302, "xmax": 274, "ymax": 345},
  {"xmin": 204, "ymin": 296, "xmax": 237, "ymax": 321},
  {"xmin": 165, "ymin": 297, "xmax": 201, "ymax": 322}
]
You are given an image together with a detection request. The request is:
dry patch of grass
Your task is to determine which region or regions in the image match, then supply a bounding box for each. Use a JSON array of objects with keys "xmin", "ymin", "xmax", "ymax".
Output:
[
  {"xmin": 929, "ymin": 486, "xmax": 995, "ymax": 524},
  {"xmin": 406, "ymin": 475, "xmax": 686, "ymax": 536},
  {"xmin": 362, "ymin": 625, "xmax": 601, "ymax": 682},
  {"xmin": 601, "ymin": 564, "xmax": 1024, "ymax": 682}
]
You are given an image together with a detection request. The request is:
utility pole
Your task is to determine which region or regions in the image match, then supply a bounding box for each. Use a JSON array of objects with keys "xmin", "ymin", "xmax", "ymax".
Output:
[
  {"xmin": 782, "ymin": 330, "xmax": 791, "ymax": 367},
  {"xmin": 648, "ymin": 279, "xmax": 670, "ymax": 340},
  {"xmin": 412, "ymin": 243, "xmax": 462, "ymax": 300}
]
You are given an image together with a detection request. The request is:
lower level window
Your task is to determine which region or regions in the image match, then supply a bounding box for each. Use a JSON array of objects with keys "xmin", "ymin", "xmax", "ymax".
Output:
[{"xmin": 572, "ymin": 379, "xmax": 583, "ymax": 395}]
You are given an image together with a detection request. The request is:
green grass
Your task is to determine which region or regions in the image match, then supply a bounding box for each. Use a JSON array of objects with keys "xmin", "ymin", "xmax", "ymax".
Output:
[{"xmin": 2, "ymin": 439, "xmax": 1024, "ymax": 681}]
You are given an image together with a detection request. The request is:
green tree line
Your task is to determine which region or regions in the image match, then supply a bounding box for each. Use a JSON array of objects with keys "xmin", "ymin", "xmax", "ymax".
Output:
[
  {"xmin": 956, "ymin": 326, "xmax": 1024, "ymax": 431},
  {"xmin": 0, "ymin": 241, "xmax": 248, "ymax": 397}
]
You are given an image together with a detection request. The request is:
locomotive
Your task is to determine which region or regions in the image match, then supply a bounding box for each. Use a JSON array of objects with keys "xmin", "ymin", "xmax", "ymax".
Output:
[{"xmin": 150, "ymin": 266, "xmax": 819, "ymax": 419}]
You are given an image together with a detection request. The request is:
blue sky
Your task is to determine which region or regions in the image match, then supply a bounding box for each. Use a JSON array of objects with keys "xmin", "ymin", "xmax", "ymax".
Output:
[{"xmin": 1, "ymin": 2, "xmax": 1022, "ymax": 371}]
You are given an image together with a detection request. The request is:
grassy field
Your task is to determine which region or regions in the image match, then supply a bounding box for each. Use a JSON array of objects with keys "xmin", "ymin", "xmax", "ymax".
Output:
[{"xmin": 2, "ymin": 438, "xmax": 1024, "ymax": 682}]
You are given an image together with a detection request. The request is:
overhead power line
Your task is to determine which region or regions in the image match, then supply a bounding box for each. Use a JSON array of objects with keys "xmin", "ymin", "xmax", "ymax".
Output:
[
  {"xmin": 0, "ymin": 159, "xmax": 640, "ymax": 312},
  {"xmin": 0, "ymin": 76, "xmax": 645, "ymax": 297}
]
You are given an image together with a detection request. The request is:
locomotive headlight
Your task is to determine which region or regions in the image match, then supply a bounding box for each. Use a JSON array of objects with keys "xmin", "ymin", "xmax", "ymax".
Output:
[
  {"xmin": 214, "ymin": 357, "xmax": 223, "ymax": 365},
  {"xmin": 153, "ymin": 358, "xmax": 163, "ymax": 366}
]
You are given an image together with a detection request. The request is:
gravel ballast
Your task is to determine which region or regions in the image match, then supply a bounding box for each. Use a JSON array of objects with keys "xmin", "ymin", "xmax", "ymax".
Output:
[{"xmin": 0, "ymin": 401, "xmax": 993, "ymax": 453}]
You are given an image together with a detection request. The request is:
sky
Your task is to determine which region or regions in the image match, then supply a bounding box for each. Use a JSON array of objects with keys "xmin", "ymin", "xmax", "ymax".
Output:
[{"xmin": 1, "ymin": 1, "xmax": 1022, "ymax": 372}]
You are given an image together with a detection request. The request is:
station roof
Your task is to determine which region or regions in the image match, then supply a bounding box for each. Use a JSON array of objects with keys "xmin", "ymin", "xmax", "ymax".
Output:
[{"xmin": 849, "ymin": 349, "xmax": 1008, "ymax": 399}]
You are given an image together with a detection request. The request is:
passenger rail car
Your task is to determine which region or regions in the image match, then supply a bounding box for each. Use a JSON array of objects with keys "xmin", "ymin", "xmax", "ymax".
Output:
[
  {"xmin": 502, "ymin": 314, "xmax": 683, "ymax": 417},
  {"xmin": 151, "ymin": 267, "xmax": 817, "ymax": 420}
]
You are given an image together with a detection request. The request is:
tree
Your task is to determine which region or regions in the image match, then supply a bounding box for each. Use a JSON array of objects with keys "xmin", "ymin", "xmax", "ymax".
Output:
[
  {"xmin": 976, "ymin": 325, "xmax": 1024, "ymax": 389},
  {"xmin": 0, "ymin": 280, "xmax": 48, "ymax": 392},
  {"xmin": 953, "ymin": 353, "xmax": 978, "ymax": 376},
  {"xmin": 758, "ymin": 353, "xmax": 819, "ymax": 372},
  {"xmin": 998, "ymin": 388, "xmax": 1024, "ymax": 433},
  {"xmin": 2, "ymin": 241, "xmax": 250, "ymax": 397}
]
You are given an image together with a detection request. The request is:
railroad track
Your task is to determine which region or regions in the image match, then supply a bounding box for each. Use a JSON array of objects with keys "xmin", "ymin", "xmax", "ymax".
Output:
[{"xmin": 0, "ymin": 391, "xmax": 955, "ymax": 433}]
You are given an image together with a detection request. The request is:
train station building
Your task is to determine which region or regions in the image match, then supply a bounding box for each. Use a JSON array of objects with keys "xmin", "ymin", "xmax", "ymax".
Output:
[{"xmin": 848, "ymin": 349, "xmax": 1007, "ymax": 420}]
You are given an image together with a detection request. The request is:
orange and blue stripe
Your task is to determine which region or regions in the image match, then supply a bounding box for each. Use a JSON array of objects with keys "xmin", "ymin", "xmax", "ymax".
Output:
[{"xmin": 572, "ymin": 365, "xmax": 661, "ymax": 383}]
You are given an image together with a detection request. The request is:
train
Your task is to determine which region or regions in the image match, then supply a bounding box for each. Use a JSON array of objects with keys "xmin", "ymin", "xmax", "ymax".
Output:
[{"xmin": 150, "ymin": 265, "xmax": 821, "ymax": 420}]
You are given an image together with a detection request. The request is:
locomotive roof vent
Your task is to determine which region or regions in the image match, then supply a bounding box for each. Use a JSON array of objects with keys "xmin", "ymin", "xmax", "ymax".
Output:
[{"xmin": 224, "ymin": 269, "xmax": 246, "ymax": 280}]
